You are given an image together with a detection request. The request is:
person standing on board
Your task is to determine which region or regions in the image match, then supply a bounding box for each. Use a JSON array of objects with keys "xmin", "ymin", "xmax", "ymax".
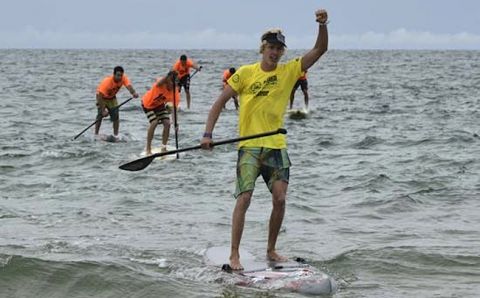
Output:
[
  {"xmin": 200, "ymin": 9, "xmax": 329, "ymax": 270},
  {"xmin": 222, "ymin": 67, "xmax": 239, "ymax": 110},
  {"xmin": 95, "ymin": 66, "xmax": 139, "ymax": 139},
  {"xmin": 289, "ymin": 71, "xmax": 309, "ymax": 110},
  {"xmin": 142, "ymin": 71, "xmax": 179, "ymax": 155},
  {"xmin": 172, "ymin": 54, "xmax": 202, "ymax": 109}
]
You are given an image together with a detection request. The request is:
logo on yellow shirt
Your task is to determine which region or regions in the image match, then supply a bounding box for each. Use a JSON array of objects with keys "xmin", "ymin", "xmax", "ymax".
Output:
[
  {"xmin": 249, "ymin": 75, "xmax": 278, "ymax": 97},
  {"xmin": 250, "ymin": 82, "xmax": 262, "ymax": 94},
  {"xmin": 265, "ymin": 75, "xmax": 277, "ymax": 86},
  {"xmin": 232, "ymin": 74, "xmax": 240, "ymax": 83}
]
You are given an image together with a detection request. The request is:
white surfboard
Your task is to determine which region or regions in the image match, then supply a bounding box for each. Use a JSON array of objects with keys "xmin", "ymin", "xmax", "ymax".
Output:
[
  {"xmin": 140, "ymin": 145, "xmax": 178, "ymax": 161},
  {"xmin": 287, "ymin": 107, "xmax": 309, "ymax": 120},
  {"xmin": 204, "ymin": 246, "xmax": 337, "ymax": 295},
  {"xmin": 96, "ymin": 134, "xmax": 119, "ymax": 143}
]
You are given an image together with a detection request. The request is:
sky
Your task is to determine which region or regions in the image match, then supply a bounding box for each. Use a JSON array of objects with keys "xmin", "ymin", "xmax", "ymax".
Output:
[{"xmin": 1, "ymin": 0, "xmax": 479, "ymax": 50}]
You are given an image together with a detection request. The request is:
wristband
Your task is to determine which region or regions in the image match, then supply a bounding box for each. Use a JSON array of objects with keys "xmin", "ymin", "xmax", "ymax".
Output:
[{"xmin": 203, "ymin": 132, "xmax": 212, "ymax": 138}]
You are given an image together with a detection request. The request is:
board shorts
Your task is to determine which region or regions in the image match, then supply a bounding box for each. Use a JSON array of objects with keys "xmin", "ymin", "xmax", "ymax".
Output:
[
  {"xmin": 142, "ymin": 103, "xmax": 171, "ymax": 123},
  {"xmin": 293, "ymin": 79, "xmax": 308, "ymax": 92},
  {"xmin": 178, "ymin": 74, "xmax": 191, "ymax": 92},
  {"xmin": 234, "ymin": 147, "xmax": 291, "ymax": 198},
  {"xmin": 97, "ymin": 97, "xmax": 119, "ymax": 121}
]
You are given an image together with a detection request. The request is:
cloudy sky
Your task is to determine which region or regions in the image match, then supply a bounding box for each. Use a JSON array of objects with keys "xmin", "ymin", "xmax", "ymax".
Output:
[{"xmin": 1, "ymin": 0, "xmax": 479, "ymax": 49}]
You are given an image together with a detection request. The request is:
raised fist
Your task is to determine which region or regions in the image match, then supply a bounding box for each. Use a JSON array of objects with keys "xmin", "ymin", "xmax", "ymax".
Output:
[{"xmin": 315, "ymin": 9, "xmax": 328, "ymax": 24}]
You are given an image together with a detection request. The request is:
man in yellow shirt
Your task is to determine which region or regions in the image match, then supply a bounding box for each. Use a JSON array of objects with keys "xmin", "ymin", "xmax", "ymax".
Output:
[{"xmin": 201, "ymin": 9, "xmax": 329, "ymax": 270}]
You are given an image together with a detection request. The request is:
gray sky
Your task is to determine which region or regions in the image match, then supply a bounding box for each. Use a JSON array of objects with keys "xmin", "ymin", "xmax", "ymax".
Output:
[{"xmin": 1, "ymin": 0, "xmax": 479, "ymax": 49}]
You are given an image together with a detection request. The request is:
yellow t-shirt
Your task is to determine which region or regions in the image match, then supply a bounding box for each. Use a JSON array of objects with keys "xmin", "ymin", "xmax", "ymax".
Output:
[{"xmin": 228, "ymin": 57, "xmax": 302, "ymax": 148}]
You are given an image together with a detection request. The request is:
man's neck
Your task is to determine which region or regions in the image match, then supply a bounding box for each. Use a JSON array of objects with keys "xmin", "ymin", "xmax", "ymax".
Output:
[{"xmin": 260, "ymin": 61, "xmax": 277, "ymax": 72}]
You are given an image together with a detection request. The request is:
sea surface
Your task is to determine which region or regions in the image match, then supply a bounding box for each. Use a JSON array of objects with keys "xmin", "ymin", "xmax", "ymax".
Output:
[{"xmin": 1, "ymin": 49, "xmax": 479, "ymax": 298}]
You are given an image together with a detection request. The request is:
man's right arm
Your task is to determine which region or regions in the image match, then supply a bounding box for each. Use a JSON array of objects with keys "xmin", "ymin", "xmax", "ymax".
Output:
[{"xmin": 201, "ymin": 85, "xmax": 237, "ymax": 149}]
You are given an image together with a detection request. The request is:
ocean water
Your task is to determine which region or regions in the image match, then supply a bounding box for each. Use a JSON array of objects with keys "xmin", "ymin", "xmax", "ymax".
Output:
[{"xmin": 1, "ymin": 49, "xmax": 479, "ymax": 297}]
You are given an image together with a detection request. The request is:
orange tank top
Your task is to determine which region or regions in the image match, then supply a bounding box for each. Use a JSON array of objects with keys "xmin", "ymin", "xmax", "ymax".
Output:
[
  {"xmin": 298, "ymin": 72, "xmax": 307, "ymax": 81},
  {"xmin": 223, "ymin": 69, "xmax": 233, "ymax": 88},
  {"xmin": 172, "ymin": 59, "xmax": 194, "ymax": 79},
  {"xmin": 223, "ymin": 69, "xmax": 232, "ymax": 82},
  {"xmin": 96, "ymin": 75, "xmax": 131, "ymax": 99},
  {"xmin": 142, "ymin": 78, "xmax": 179, "ymax": 109}
]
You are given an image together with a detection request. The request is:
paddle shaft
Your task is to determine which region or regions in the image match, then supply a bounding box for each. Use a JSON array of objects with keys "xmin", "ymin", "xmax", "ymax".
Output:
[
  {"xmin": 172, "ymin": 77, "xmax": 179, "ymax": 158},
  {"xmin": 119, "ymin": 128, "xmax": 287, "ymax": 171},
  {"xmin": 73, "ymin": 97, "xmax": 134, "ymax": 140},
  {"xmin": 189, "ymin": 66, "xmax": 202, "ymax": 80},
  {"xmin": 160, "ymin": 128, "xmax": 287, "ymax": 156}
]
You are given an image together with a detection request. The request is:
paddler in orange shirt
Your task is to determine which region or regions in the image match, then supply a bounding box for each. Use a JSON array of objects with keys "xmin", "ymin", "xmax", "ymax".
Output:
[
  {"xmin": 222, "ymin": 67, "xmax": 239, "ymax": 110},
  {"xmin": 289, "ymin": 71, "xmax": 309, "ymax": 109},
  {"xmin": 142, "ymin": 71, "xmax": 180, "ymax": 155},
  {"xmin": 172, "ymin": 54, "xmax": 201, "ymax": 109},
  {"xmin": 95, "ymin": 66, "xmax": 138, "ymax": 139}
]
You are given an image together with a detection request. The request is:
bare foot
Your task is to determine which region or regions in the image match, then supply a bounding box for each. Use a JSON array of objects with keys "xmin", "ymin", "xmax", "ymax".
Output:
[
  {"xmin": 267, "ymin": 250, "xmax": 288, "ymax": 262},
  {"xmin": 146, "ymin": 150, "xmax": 152, "ymax": 156},
  {"xmin": 229, "ymin": 256, "xmax": 244, "ymax": 270}
]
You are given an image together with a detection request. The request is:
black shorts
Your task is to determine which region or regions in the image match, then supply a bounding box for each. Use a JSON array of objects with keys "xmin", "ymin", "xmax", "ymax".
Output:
[
  {"xmin": 178, "ymin": 75, "xmax": 190, "ymax": 92},
  {"xmin": 293, "ymin": 79, "xmax": 308, "ymax": 92}
]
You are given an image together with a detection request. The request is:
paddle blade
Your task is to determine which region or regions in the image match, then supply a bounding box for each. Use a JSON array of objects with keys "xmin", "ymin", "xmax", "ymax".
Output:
[{"xmin": 119, "ymin": 155, "xmax": 156, "ymax": 171}]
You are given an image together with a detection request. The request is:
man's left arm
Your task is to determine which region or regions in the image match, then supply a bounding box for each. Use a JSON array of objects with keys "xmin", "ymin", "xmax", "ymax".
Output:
[{"xmin": 301, "ymin": 9, "xmax": 329, "ymax": 72}]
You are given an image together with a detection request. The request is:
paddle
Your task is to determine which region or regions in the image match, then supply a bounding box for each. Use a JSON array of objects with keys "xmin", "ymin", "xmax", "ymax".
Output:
[
  {"xmin": 73, "ymin": 97, "xmax": 134, "ymax": 140},
  {"xmin": 189, "ymin": 66, "xmax": 202, "ymax": 80},
  {"xmin": 119, "ymin": 128, "xmax": 287, "ymax": 171},
  {"xmin": 172, "ymin": 73, "xmax": 179, "ymax": 159}
]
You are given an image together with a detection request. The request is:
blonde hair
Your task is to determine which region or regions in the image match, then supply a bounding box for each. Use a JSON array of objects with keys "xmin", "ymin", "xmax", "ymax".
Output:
[{"xmin": 259, "ymin": 28, "xmax": 286, "ymax": 54}]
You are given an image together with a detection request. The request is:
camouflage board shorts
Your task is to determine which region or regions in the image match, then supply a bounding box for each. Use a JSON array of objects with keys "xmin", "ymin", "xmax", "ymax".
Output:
[
  {"xmin": 97, "ymin": 98, "xmax": 119, "ymax": 121},
  {"xmin": 234, "ymin": 147, "xmax": 291, "ymax": 198}
]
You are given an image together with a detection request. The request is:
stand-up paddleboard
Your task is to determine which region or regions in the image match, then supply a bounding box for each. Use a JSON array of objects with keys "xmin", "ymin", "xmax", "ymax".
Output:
[
  {"xmin": 204, "ymin": 246, "xmax": 336, "ymax": 295},
  {"xmin": 287, "ymin": 108, "xmax": 309, "ymax": 120},
  {"xmin": 140, "ymin": 145, "xmax": 178, "ymax": 161},
  {"xmin": 96, "ymin": 134, "xmax": 120, "ymax": 143}
]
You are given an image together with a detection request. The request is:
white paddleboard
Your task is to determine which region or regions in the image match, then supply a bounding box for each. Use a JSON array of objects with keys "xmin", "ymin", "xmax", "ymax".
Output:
[
  {"xmin": 204, "ymin": 246, "xmax": 337, "ymax": 295},
  {"xmin": 140, "ymin": 145, "xmax": 178, "ymax": 161},
  {"xmin": 96, "ymin": 134, "xmax": 120, "ymax": 143},
  {"xmin": 287, "ymin": 108, "xmax": 309, "ymax": 120}
]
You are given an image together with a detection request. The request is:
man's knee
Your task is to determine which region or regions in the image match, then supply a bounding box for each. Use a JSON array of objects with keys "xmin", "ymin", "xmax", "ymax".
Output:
[
  {"xmin": 271, "ymin": 181, "xmax": 287, "ymax": 207},
  {"xmin": 272, "ymin": 195, "xmax": 286, "ymax": 209},
  {"xmin": 236, "ymin": 192, "xmax": 252, "ymax": 210},
  {"xmin": 162, "ymin": 118, "xmax": 171, "ymax": 127},
  {"xmin": 149, "ymin": 120, "xmax": 158, "ymax": 129}
]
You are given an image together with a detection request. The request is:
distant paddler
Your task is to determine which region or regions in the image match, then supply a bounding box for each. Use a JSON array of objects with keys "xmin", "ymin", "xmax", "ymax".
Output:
[
  {"xmin": 142, "ymin": 71, "xmax": 180, "ymax": 156},
  {"xmin": 222, "ymin": 68, "xmax": 239, "ymax": 110},
  {"xmin": 290, "ymin": 71, "xmax": 309, "ymax": 110},
  {"xmin": 172, "ymin": 54, "xmax": 202, "ymax": 109},
  {"xmin": 95, "ymin": 66, "xmax": 138, "ymax": 140}
]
